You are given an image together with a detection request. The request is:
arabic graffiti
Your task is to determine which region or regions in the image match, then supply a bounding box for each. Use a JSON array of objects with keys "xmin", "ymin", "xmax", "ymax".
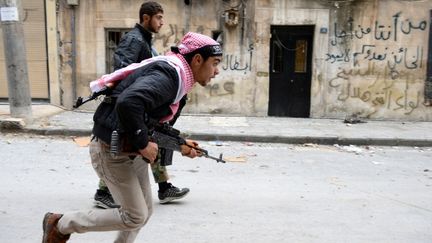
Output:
[
  {"xmin": 331, "ymin": 12, "xmax": 427, "ymax": 46},
  {"xmin": 325, "ymin": 45, "xmax": 424, "ymax": 75},
  {"xmin": 221, "ymin": 44, "xmax": 254, "ymax": 73},
  {"xmin": 325, "ymin": 11, "xmax": 428, "ymax": 115},
  {"xmin": 326, "ymin": 11, "xmax": 427, "ymax": 70},
  {"xmin": 206, "ymin": 81, "xmax": 235, "ymax": 96},
  {"xmin": 155, "ymin": 25, "xmax": 254, "ymax": 74},
  {"xmin": 154, "ymin": 24, "xmax": 205, "ymax": 50},
  {"xmin": 328, "ymin": 64, "xmax": 421, "ymax": 115},
  {"xmin": 186, "ymin": 80, "xmax": 236, "ymax": 104}
]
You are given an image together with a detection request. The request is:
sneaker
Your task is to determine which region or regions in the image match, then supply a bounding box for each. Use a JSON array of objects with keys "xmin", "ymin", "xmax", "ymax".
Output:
[
  {"xmin": 158, "ymin": 183, "xmax": 190, "ymax": 204},
  {"xmin": 94, "ymin": 189, "xmax": 120, "ymax": 209},
  {"xmin": 42, "ymin": 212, "xmax": 70, "ymax": 243}
]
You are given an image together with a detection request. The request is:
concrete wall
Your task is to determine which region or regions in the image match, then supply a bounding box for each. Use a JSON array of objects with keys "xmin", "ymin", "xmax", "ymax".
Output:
[
  {"xmin": 67, "ymin": 0, "xmax": 235, "ymax": 111},
  {"xmin": 252, "ymin": 0, "xmax": 432, "ymax": 120},
  {"xmin": 54, "ymin": 0, "xmax": 432, "ymax": 121},
  {"xmin": 322, "ymin": 0, "xmax": 432, "ymax": 121},
  {"xmin": 180, "ymin": 0, "xmax": 257, "ymax": 115}
]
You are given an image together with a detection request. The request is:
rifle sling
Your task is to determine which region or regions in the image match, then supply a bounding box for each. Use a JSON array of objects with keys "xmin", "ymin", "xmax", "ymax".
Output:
[{"xmin": 103, "ymin": 96, "xmax": 117, "ymax": 104}]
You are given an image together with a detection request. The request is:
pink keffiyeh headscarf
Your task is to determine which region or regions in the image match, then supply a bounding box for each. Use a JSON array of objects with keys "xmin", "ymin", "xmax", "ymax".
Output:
[{"xmin": 89, "ymin": 32, "xmax": 222, "ymax": 122}]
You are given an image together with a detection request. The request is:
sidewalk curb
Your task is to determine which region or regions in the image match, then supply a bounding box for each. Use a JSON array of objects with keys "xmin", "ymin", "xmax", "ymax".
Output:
[
  {"xmin": 2, "ymin": 127, "xmax": 432, "ymax": 147},
  {"xmin": 21, "ymin": 128, "xmax": 92, "ymax": 137},
  {"xmin": 187, "ymin": 133, "xmax": 432, "ymax": 147}
]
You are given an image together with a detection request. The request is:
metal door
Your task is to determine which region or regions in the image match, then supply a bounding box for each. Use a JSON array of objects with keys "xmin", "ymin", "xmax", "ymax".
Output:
[
  {"xmin": 268, "ymin": 25, "xmax": 314, "ymax": 117},
  {"xmin": 0, "ymin": 0, "xmax": 49, "ymax": 99}
]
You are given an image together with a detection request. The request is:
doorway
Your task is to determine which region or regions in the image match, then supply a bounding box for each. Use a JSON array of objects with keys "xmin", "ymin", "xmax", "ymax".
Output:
[{"xmin": 268, "ymin": 25, "xmax": 314, "ymax": 117}]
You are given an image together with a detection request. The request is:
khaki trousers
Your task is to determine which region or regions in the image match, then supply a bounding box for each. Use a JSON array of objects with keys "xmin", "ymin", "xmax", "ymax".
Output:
[{"xmin": 57, "ymin": 139, "xmax": 153, "ymax": 243}]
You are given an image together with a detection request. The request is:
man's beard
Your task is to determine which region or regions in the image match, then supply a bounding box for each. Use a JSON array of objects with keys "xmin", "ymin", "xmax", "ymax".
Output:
[{"xmin": 149, "ymin": 25, "xmax": 159, "ymax": 33}]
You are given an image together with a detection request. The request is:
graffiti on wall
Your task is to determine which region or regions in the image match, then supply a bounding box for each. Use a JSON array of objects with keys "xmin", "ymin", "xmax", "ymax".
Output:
[
  {"xmin": 186, "ymin": 80, "xmax": 236, "ymax": 106},
  {"xmin": 222, "ymin": 44, "xmax": 254, "ymax": 74},
  {"xmin": 195, "ymin": 44, "xmax": 254, "ymax": 102},
  {"xmin": 330, "ymin": 12, "xmax": 427, "ymax": 46},
  {"xmin": 154, "ymin": 25, "xmax": 255, "ymax": 106},
  {"xmin": 325, "ymin": 11, "xmax": 428, "ymax": 116},
  {"xmin": 329, "ymin": 63, "xmax": 421, "ymax": 115},
  {"xmin": 154, "ymin": 24, "xmax": 205, "ymax": 49},
  {"xmin": 326, "ymin": 44, "xmax": 424, "ymax": 79},
  {"xmin": 206, "ymin": 81, "xmax": 235, "ymax": 96}
]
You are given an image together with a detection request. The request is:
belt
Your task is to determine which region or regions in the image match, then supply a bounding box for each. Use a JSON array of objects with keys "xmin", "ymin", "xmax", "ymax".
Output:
[{"xmin": 92, "ymin": 136, "xmax": 110, "ymax": 149}]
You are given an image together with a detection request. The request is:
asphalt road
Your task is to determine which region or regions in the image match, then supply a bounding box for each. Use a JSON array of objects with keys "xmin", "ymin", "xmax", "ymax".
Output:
[{"xmin": 0, "ymin": 133, "xmax": 431, "ymax": 243}]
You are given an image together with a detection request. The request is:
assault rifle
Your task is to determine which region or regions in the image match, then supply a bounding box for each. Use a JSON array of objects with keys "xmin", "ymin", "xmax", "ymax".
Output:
[{"xmin": 110, "ymin": 123, "xmax": 226, "ymax": 163}]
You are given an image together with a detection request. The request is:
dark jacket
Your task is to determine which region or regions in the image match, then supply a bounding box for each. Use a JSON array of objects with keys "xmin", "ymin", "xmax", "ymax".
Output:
[
  {"xmin": 113, "ymin": 24, "xmax": 153, "ymax": 71},
  {"xmin": 92, "ymin": 61, "xmax": 186, "ymax": 151}
]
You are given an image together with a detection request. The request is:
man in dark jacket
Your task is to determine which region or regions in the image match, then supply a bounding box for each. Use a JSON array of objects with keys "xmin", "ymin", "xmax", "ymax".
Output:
[
  {"xmin": 94, "ymin": 1, "xmax": 190, "ymax": 209},
  {"xmin": 42, "ymin": 32, "xmax": 223, "ymax": 243},
  {"xmin": 112, "ymin": 1, "xmax": 163, "ymax": 70}
]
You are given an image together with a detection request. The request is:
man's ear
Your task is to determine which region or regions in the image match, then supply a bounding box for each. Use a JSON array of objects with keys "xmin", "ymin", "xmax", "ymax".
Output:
[
  {"xmin": 142, "ymin": 14, "xmax": 151, "ymax": 24},
  {"xmin": 191, "ymin": 54, "xmax": 203, "ymax": 66}
]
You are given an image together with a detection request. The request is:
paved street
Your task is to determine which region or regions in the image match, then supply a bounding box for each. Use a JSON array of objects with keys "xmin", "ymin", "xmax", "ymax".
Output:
[{"xmin": 0, "ymin": 133, "xmax": 431, "ymax": 243}]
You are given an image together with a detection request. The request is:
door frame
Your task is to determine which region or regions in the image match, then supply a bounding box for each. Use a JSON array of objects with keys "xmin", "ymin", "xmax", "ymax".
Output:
[{"xmin": 268, "ymin": 25, "xmax": 314, "ymax": 117}]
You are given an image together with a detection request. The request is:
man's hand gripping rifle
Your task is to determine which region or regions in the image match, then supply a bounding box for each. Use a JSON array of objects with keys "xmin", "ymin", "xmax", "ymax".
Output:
[
  {"xmin": 151, "ymin": 123, "xmax": 226, "ymax": 163},
  {"xmin": 110, "ymin": 123, "xmax": 226, "ymax": 163}
]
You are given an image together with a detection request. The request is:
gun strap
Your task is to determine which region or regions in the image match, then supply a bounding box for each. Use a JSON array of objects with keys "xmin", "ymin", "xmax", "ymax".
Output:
[{"xmin": 103, "ymin": 96, "xmax": 117, "ymax": 104}]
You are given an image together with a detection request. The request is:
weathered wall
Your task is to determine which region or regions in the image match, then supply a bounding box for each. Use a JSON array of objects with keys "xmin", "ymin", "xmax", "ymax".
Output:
[
  {"xmin": 70, "ymin": 0, "xmax": 255, "ymax": 113},
  {"xmin": 180, "ymin": 0, "xmax": 257, "ymax": 115},
  {"xmin": 323, "ymin": 0, "xmax": 432, "ymax": 120},
  {"xmin": 75, "ymin": 0, "xmax": 140, "ymax": 109},
  {"xmin": 252, "ymin": 0, "xmax": 432, "ymax": 120},
  {"xmin": 56, "ymin": 0, "xmax": 75, "ymax": 108},
  {"xmin": 58, "ymin": 0, "xmax": 432, "ymax": 120}
]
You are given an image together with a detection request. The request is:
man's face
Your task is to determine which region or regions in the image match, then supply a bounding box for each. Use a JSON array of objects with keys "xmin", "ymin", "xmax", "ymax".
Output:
[
  {"xmin": 143, "ymin": 12, "xmax": 164, "ymax": 33},
  {"xmin": 192, "ymin": 55, "xmax": 222, "ymax": 87}
]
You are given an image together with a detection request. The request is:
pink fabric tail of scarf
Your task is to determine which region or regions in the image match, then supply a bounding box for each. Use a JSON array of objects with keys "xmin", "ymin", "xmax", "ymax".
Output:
[{"xmin": 89, "ymin": 62, "xmax": 151, "ymax": 93}]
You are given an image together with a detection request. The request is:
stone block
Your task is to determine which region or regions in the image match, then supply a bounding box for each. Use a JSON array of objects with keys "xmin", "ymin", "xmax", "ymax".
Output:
[{"xmin": 0, "ymin": 118, "xmax": 26, "ymax": 130}]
